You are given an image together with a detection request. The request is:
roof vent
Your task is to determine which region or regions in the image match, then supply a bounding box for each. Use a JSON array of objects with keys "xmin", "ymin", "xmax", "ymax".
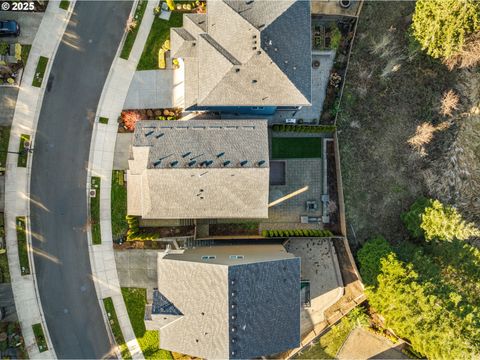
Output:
[
  {"xmin": 235, "ymin": 68, "xmax": 240, "ymax": 73},
  {"xmin": 240, "ymin": 160, "xmax": 248, "ymax": 166},
  {"xmin": 252, "ymin": 79, "xmax": 257, "ymax": 84},
  {"xmin": 231, "ymin": 327, "xmax": 236, "ymax": 333},
  {"xmin": 231, "ymin": 315, "xmax": 236, "ymax": 320},
  {"xmin": 206, "ymin": 160, "xmax": 213, "ymax": 167},
  {"xmin": 145, "ymin": 130, "xmax": 154, "ymax": 137},
  {"xmin": 188, "ymin": 160, "xmax": 196, "ymax": 167},
  {"xmin": 258, "ymin": 160, "xmax": 266, "ymax": 166},
  {"xmin": 182, "ymin": 152, "xmax": 191, "ymax": 158},
  {"xmin": 246, "ymin": 0, "xmax": 254, "ymax": 4},
  {"xmin": 153, "ymin": 160, "xmax": 161, "ymax": 167},
  {"xmin": 155, "ymin": 133, "xmax": 164, "ymax": 139},
  {"xmin": 293, "ymin": 66, "xmax": 297, "ymax": 70},
  {"xmin": 252, "ymin": 47, "xmax": 257, "ymax": 50},
  {"xmin": 231, "ymin": 303, "xmax": 236, "ymax": 309},
  {"xmin": 257, "ymin": 50, "xmax": 261, "ymax": 55},
  {"xmin": 274, "ymin": 47, "xmax": 278, "ymax": 52},
  {"xmin": 170, "ymin": 160, "xmax": 178, "ymax": 167},
  {"xmin": 217, "ymin": 152, "xmax": 225, "ymax": 158},
  {"xmin": 223, "ymin": 160, "xmax": 231, "ymax": 167}
]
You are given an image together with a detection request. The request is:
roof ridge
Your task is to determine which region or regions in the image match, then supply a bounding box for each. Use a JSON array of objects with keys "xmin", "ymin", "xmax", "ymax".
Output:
[{"xmin": 200, "ymin": 33, "xmax": 241, "ymax": 65}]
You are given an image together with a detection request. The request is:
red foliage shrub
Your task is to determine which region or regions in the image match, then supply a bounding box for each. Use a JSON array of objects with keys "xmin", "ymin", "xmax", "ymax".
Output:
[{"xmin": 122, "ymin": 111, "xmax": 141, "ymax": 131}]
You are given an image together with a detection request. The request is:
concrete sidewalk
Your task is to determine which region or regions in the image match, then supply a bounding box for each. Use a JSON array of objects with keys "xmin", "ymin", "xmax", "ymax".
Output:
[
  {"xmin": 87, "ymin": 1, "xmax": 159, "ymax": 359},
  {"xmin": 4, "ymin": 2, "xmax": 75, "ymax": 358}
]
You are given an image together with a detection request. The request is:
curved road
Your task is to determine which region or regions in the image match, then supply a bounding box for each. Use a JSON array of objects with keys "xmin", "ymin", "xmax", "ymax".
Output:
[{"xmin": 30, "ymin": 2, "xmax": 132, "ymax": 358}]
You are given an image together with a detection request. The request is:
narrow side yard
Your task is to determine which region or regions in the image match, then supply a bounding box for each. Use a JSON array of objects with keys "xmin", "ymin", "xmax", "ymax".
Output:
[{"xmin": 122, "ymin": 287, "xmax": 173, "ymax": 360}]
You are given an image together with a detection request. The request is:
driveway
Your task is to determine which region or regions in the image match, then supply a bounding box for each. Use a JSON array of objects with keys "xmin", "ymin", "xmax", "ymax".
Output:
[
  {"xmin": 0, "ymin": 12, "xmax": 44, "ymax": 44},
  {"xmin": 29, "ymin": 1, "xmax": 132, "ymax": 358}
]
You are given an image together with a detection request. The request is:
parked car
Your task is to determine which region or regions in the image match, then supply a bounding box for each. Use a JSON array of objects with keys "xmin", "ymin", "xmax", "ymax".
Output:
[
  {"xmin": 285, "ymin": 118, "xmax": 297, "ymax": 124},
  {"xmin": 0, "ymin": 20, "xmax": 20, "ymax": 37}
]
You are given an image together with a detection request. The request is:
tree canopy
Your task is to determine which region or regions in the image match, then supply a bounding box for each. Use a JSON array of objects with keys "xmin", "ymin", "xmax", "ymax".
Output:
[
  {"xmin": 412, "ymin": 0, "xmax": 480, "ymax": 59},
  {"xmin": 401, "ymin": 198, "xmax": 480, "ymax": 241},
  {"xmin": 358, "ymin": 238, "xmax": 480, "ymax": 359}
]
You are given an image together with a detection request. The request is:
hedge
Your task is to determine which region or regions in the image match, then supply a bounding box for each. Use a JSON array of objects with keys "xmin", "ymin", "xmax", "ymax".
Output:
[
  {"xmin": 271, "ymin": 124, "xmax": 336, "ymax": 133},
  {"xmin": 261, "ymin": 229, "xmax": 333, "ymax": 238}
]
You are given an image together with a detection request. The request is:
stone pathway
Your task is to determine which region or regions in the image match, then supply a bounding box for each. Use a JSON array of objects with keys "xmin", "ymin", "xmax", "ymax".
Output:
[
  {"xmin": 4, "ymin": 2, "xmax": 75, "ymax": 358},
  {"xmin": 87, "ymin": 1, "xmax": 160, "ymax": 359}
]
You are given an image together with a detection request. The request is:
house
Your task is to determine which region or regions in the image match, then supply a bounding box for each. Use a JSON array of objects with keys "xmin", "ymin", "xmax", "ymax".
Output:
[
  {"xmin": 127, "ymin": 119, "xmax": 269, "ymax": 219},
  {"xmin": 145, "ymin": 244, "xmax": 301, "ymax": 359},
  {"xmin": 171, "ymin": 0, "xmax": 312, "ymax": 114}
]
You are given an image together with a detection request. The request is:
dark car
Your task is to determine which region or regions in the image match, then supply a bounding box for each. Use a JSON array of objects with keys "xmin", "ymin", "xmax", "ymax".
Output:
[{"xmin": 0, "ymin": 20, "xmax": 20, "ymax": 37}]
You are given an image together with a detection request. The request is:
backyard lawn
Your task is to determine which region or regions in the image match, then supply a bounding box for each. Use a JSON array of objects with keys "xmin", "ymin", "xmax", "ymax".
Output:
[
  {"xmin": 111, "ymin": 170, "xmax": 128, "ymax": 240},
  {"xmin": 122, "ymin": 287, "xmax": 173, "ymax": 360},
  {"xmin": 271, "ymin": 137, "xmax": 322, "ymax": 159},
  {"xmin": 137, "ymin": 13, "xmax": 183, "ymax": 70}
]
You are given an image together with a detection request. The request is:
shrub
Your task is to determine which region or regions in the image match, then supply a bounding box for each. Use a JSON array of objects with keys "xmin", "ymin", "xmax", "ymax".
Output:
[
  {"xmin": 0, "ymin": 41, "xmax": 8, "ymax": 56},
  {"xmin": 166, "ymin": 0, "xmax": 175, "ymax": 10},
  {"xmin": 357, "ymin": 236, "xmax": 394, "ymax": 286},
  {"xmin": 158, "ymin": 49, "xmax": 166, "ymax": 69},
  {"xmin": 412, "ymin": 0, "xmax": 480, "ymax": 59},
  {"xmin": 14, "ymin": 43, "xmax": 21, "ymax": 61},
  {"xmin": 330, "ymin": 25, "xmax": 342, "ymax": 49},
  {"xmin": 121, "ymin": 111, "xmax": 141, "ymax": 131}
]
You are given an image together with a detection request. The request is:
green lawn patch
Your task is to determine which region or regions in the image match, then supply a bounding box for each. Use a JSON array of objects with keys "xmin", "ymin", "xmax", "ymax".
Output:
[
  {"xmin": 59, "ymin": 0, "xmax": 70, "ymax": 10},
  {"xmin": 0, "ymin": 250, "xmax": 10, "ymax": 283},
  {"xmin": 32, "ymin": 323, "xmax": 48, "ymax": 352},
  {"xmin": 99, "ymin": 117, "xmax": 109, "ymax": 124},
  {"xmin": 111, "ymin": 170, "xmax": 128, "ymax": 240},
  {"xmin": 137, "ymin": 12, "xmax": 183, "ymax": 70},
  {"xmin": 90, "ymin": 177, "xmax": 101, "ymax": 245},
  {"xmin": 32, "ymin": 56, "xmax": 48, "ymax": 88},
  {"xmin": 17, "ymin": 134, "xmax": 30, "ymax": 168},
  {"xmin": 16, "ymin": 217, "xmax": 30, "ymax": 276},
  {"xmin": 103, "ymin": 298, "xmax": 132, "ymax": 359},
  {"xmin": 120, "ymin": 0, "xmax": 148, "ymax": 60},
  {"xmin": 0, "ymin": 126, "xmax": 11, "ymax": 171},
  {"xmin": 122, "ymin": 288, "xmax": 173, "ymax": 360},
  {"xmin": 20, "ymin": 44, "xmax": 31, "ymax": 66},
  {"xmin": 271, "ymin": 137, "xmax": 322, "ymax": 159}
]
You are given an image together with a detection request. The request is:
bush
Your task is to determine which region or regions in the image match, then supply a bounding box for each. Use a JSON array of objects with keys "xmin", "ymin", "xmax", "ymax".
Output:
[
  {"xmin": 412, "ymin": 0, "xmax": 480, "ymax": 59},
  {"xmin": 0, "ymin": 41, "xmax": 8, "ymax": 56},
  {"xmin": 262, "ymin": 229, "xmax": 333, "ymax": 238},
  {"xmin": 357, "ymin": 236, "xmax": 394, "ymax": 286},
  {"xmin": 166, "ymin": 0, "xmax": 175, "ymax": 10},
  {"xmin": 330, "ymin": 25, "xmax": 342, "ymax": 49},
  {"xmin": 158, "ymin": 49, "xmax": 166, "ymax": 69}
]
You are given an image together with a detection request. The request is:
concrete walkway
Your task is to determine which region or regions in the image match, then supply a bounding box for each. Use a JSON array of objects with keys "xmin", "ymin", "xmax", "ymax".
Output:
[
  {"xmin": 4, "ymin": 2, "xmax": 75, "ymax": 358},
  {"xmin": 87, "ymin": 1, "xmax": 159, "ymax": 359}
]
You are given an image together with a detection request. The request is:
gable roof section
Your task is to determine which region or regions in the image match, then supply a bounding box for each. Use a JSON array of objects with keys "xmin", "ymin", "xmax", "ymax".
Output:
[
  {"xmin": 155, "ymin": 245, "xmax": 301, "ymax": 359},
  {"xmin": 170, "ymin": 0, "xmax": 312, "ymax": 107}
]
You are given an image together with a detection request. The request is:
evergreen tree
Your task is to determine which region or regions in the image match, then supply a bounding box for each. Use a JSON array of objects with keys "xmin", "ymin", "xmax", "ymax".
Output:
[{"xmin": 412, "ymin": 0, "xmax": 480, "ymax": 59}]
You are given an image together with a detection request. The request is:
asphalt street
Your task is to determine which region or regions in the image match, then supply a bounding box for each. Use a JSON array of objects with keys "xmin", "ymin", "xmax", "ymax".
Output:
[{"xmin": 30, "ymin": 1, "xmax": 132, "ymax": 358}]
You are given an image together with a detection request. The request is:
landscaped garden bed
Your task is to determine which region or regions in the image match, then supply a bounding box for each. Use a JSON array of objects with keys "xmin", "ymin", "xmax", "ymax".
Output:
[
  {"xmin": 17, "ymin": 134, "xmax": 30, "ymax": 167},
  {"xmin": 209, "ymin": 223, "xmax": 259, "ymax": 236},
  {"xmin": 121, "ymin": 0, "xmax": 148, "ymax": 60},
  {"xmin": 0, "ymin": 127, "xmax": 11, "ymax": 172},
  {"xmin": 125, "ymin": 216, "xmax": 194, "ymax": 241},
  {"xmin": 111, "ymin": 170, "xmax": 128, "ymax": 242},
  {"xmin": 272, "ymin": 124, "xmax": 336, "ymax": 133},
  {"xmin": 90, "ymin": 177, "xmax": 101, "ymax": 245},
  {"xmin": 121, "ymin": 287, "xmax": 173, "ymax": 360},
  {"xmin": 103, "ymin": 297, "xmax": 132, "ymax": 359},
  {"xmin": 59, "ymin": 0, "xmax": 70, "ymax": 10},
  {"xmin": 32, "ymin": 323, "xmax": 48, "ymax": 353},
  {"xmin": 32, "ymin": 56, "xmax": 48, "ymax": 88},
  {"xmin": 0, "ymin": 42, "xmax": 26, "ymax": 85},
  {"xmin": 99, "ymin": 117, "xmax": 109, "ymax": 124},
  {"xmin": 0, "ymin": 322, "xmax": 28, "ymax": 359},
  {"xmin": 119, "ymin": 108, "xmax": 181, "ymax": 132},
  {"xmin": 137, "ymin": 12, "xmax": 183, "ymax": 70},
  {"xmin": 16, "ymin": 217, "xmax": 30, "ymax": 276},
  {"xmin": 271, "ymin": 137, "xmax": 323, "ymax": 159},
  {"xmin": 325, "ymin": 140, "xmax": 340, "ymax": 234},
  {"xmin": 313, "ymin": 18, "xmax": 357, "ymax": 125}
]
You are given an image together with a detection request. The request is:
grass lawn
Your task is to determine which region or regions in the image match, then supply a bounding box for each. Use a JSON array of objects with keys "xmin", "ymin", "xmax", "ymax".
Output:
[
  {"xmin": 59, "ymin": 0, "xmax": 70, "ymax": 10},
  {"xmin": 111, "ymin": 170, "xmax": 128, "ymax": 240},
  {"xmin": 90, "ymin": 177, "xmax": 101, "ymax": 245},
  {"xmin": 271, "ymin": 137, "xmax": 322, "ymax": 159},
  {"xmin": 99, "ymin": 117, "xmax": 109, "ymax": 124},
  {"xmin": 16, "ymin": 217, "xmax": 30, "ymax": 276},
  {"xmin": 0, "ymin": 126, "xmax": 11, "ymax": 170},
  {"xmin": 21, "ymin": 44, "xmax": 31, "ymax": 66},
  {"xmin": 295, "ymin": 316, "xmax": 357, "ymax": 359},
  {"xmin": 137, "ymin": 13, "xmax": 183, "ymax": 70},
  {"xmin": 32, "ymin": 323, "xmax": 48, "ymax": 352},
  {"xmin": 0, "ymin": 250, "xmax": 10, "ymax": 283},
  {"xmin": 103, "ymin": 298, "xmax": 132, "ymax": 359},
  {"xmin": 17, "ymin": 134, "xmax": 30, "ymax": 167},
  {"xmin": 120, "ymin": 0, "xmax": 148, "ymax": 60},
  {"xmin": 122, "ymin": 288, "xmax": 173, "ymax": 360},
  {"xmin": 32, "ymin": 56, "xmax": 48, "ymax": 88}
]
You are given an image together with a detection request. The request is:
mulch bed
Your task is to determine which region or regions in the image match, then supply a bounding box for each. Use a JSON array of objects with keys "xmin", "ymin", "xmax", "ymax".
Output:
[
  {"xmin": 325, "ymin": 140, "xmax": 341, "ymax": 234},
  {"xmin": 209, "ymin": 223, "xmax": 259, "ymax": 236}
]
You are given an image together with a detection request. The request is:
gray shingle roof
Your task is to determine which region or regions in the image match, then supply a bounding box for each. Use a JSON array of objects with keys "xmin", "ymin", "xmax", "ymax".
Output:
[
  {"xmin": 153, "ymin": 245, "xmax": 301, "ymax": 359},
  {"xmin": 127, "ymin": 120, "xmax": 270, "ymax": 219},
  {"xmin": 171, "ymin": 0, "xmax": 312, "ymax": 107}
]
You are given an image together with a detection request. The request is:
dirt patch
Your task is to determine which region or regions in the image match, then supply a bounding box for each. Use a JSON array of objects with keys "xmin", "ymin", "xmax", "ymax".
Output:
[{"xmin": 336, "ymin": 1, "xmax": 465, "ymax": 246}]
